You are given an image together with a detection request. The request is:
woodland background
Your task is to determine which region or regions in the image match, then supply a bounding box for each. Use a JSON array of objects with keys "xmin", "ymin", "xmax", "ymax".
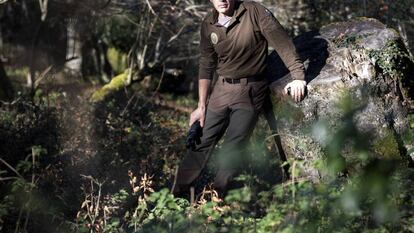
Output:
[{"xmin": 1, "ymin": 0, "xmax": 414, "ymax": 232}]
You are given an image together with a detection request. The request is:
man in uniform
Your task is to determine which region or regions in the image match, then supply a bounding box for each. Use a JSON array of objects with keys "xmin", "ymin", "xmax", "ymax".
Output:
[{"xmin": 173, "ymin": 0, "xmax": 306, "ymax": 197}]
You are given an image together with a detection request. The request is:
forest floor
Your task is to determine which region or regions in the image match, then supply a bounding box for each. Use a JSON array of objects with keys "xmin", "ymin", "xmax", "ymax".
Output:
[
  {"xmin": 1, "ymin": 77, "xmax": 414, "ymax": 232},
  {"xmin": 1, "ymin": 78, "xmax": 194, "ymax": 231}
]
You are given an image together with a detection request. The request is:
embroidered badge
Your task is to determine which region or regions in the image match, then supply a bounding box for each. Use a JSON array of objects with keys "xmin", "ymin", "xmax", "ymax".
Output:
[{"xmin": 210, "ymin": 32, "xmax": 218, "ymax": 45}]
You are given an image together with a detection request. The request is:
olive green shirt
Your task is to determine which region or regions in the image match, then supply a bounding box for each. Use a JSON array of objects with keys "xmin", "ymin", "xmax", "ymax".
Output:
[{"xmin": 199, "ymin": 1, "xmax": 305, "ymax": 81}]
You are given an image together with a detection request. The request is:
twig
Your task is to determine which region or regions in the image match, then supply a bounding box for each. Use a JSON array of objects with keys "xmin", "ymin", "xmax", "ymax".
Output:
[
  {"xmin": 144, "ymin": 0, "xmax": 156, "ymax": 15},
  {"xmin": 141, "ymin": 64, "xmax": 165, "ymax": 108},
  {"xmin": 126, "ymin": 12, "xmax": 157, "ymax": 85},
  {"xmin": 122, "ymin": 14, "xmax": 141, "ymax": 27},
  {"xmin": 265, "ymin": 132, "xmax": 301, "ymax": 142},
  {"xmin": 0, "ymin": 97, "xmax": 22, "ymax": 106},
  {"xmin": 143, "ymin": 0, "xmax": 175, "ymax": 35},
  {"xmin": 0, "ymin": 177, "xmax": 18, "ymax": 181},
  {"xmin": 291, "ymin": 160, "xmax": 297, "ymax": 203},
  {"xmin": 190, "ymin": 187, "xmax": 195, "ymax": 205},
  {"xmin": 94, "ymin": 182, "xmax": 102, "ymax": 224},
  {"xmin": 23, "ymin": 150, "xmax": 37, "ymax": 232},
  {"xmin": 120, "ymin": 92, "xmax": 137, "ymax": 117},
  {"xmin": 64, "ymin": 56, "xmax": 79, "ymax": 62},
  {"xmin": 14, "ymin": 208, "xmax": 23, "ymax": 233},
  {"xmin": 0, "ymin": 158, "xmax": 24, "ymax": 179},
  {"xmin": 34, "ymin": 65, "xmax": 53, "ymax": 89},
  {"xmin": 281, "ymin": 177, "xmax": 313, "ymax": 190},
  {"xmin": 170, "ymin": 167, "xmax": 179, "ymax": 194},
  {"xmin": 184, "ymin": 4, "xmax": 208, "ymax": 18},
  {"xmin": 153, "ymin": 64, "xmax": 166, "ymax": 94},
  {"xmin": 80, "ymin": 174, "xmax": 106, "ymax": 231},
  {"xmin": 167, "ymin": 25, "xmax": 187, "ymax": 44},
  {"xmin": 28, "ymin": 20, "xmax": 44, "ymax": 95}
]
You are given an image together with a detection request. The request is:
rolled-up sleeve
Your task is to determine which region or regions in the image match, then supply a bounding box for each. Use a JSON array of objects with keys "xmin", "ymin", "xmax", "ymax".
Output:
[
  {"xmin": 198, "ymin": 22, "xmax": 217, "ymax": 80},
  {"xmin": 255, "ymin": 5, "xmax": 305, "ymax": 81}
]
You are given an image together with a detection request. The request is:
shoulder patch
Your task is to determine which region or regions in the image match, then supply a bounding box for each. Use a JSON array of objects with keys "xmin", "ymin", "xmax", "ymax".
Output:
[{"xmin": 210, "ymin": 32, "xmax": 218, "ymax": 45}]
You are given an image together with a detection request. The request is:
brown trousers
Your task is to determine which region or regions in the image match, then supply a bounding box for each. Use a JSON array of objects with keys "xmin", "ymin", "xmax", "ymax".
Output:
[{"xmin": 173, "ymin": 76, "xmax": 269, "ymax": 196}]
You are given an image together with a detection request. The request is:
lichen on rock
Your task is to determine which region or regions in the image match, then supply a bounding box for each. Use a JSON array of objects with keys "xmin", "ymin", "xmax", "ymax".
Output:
[{"xmin": 267, "ymin": 18, "xmax": 414, "ymax": 179}]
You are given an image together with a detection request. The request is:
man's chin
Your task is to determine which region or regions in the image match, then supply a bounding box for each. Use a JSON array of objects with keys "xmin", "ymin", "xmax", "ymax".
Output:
[{"xmin": 218, "ymin": 9, "xmax": 230, "ymax": 14}]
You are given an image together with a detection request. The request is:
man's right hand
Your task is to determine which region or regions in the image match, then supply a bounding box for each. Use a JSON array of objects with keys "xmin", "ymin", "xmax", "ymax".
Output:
[
  {"xmin": 284, "ymin": 80, "xmax": 307, "ymax": 102},
  {"xmin": 189, "ymin": 106, "xmax": 206, "ymax": 127}
]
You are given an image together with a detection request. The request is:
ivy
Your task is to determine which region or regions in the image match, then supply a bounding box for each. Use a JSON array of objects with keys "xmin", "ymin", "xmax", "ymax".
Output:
[{"xmin": 368, "ymin": 40, "xmax": 411, "ymax": 78}]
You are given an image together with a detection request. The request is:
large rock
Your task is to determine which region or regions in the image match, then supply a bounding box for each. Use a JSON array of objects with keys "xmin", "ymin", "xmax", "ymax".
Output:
[{"xmin": 268, "ymin": 18, "xmax": 414, "ymax": 179}]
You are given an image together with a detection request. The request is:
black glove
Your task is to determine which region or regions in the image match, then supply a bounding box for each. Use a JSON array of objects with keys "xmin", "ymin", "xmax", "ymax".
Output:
[{"xmin": 185, "ymin": 121, "xmax": 202, "ymax": 150}]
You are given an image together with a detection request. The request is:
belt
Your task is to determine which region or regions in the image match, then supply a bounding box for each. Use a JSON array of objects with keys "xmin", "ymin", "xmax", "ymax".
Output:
[{"xmin": 222, "ymin": 75, "xmax": 264, "ymax": 84}]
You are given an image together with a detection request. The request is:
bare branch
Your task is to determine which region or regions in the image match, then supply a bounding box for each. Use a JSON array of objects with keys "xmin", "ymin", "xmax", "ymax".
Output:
[
  {"xmin": 0, "ymin": 177, "xmax": 18, "ymax": 182},
  {"xmin": 167, "ymin": 24, "xmax": 187, "ymax": 44},
  {"xmin": 0, "ymin": 158, "xmax": 24, "ymax": 179},
  {"xmin": 34, "ymin": 65, "xmax": 53, "ymax": 89},
  {"xmin": 38, "ymin": 0, "xmax": 49, "ymax": 21}
]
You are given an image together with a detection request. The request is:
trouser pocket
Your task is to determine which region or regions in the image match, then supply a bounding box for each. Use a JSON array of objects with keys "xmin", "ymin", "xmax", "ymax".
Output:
[{"xmin": 248, "ymin": 80, "xmax": 269, "ymax": 111}]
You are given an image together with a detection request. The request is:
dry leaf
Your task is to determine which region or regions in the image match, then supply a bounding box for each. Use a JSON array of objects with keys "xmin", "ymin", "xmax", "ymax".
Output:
[{"xmin": 133, "ymin": 186, "xmax": 140, "ymax": 193}]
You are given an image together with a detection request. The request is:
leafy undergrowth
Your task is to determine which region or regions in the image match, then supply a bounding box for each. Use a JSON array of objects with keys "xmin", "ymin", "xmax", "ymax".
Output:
[
  {"xmin": 0, "ymin": 88, "xmax": 188, "ymax": 232},
  {"xmin": 0, "ymin": 88, "xmax": 414, "ymax": 233}
]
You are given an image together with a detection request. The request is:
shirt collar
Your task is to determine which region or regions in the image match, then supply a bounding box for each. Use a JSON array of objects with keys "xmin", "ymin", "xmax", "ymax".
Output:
[{"xmin": 207, "ymin": 1, "xmax": 246, "ymax": 25}]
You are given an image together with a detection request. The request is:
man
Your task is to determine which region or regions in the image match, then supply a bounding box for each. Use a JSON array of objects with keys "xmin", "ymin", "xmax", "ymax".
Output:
[{"xmin": 173, "ymin": 0, "xmax": 306, "ymax": 197}]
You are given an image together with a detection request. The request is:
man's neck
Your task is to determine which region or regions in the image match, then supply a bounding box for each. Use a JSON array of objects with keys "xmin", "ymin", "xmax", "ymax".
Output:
[{"xmin": 219, "ymin": 11, "xmax": 234, "ymax": 18}]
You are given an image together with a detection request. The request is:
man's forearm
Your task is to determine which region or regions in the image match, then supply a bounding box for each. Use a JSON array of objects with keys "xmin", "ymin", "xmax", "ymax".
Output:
[{"xmin": 198, "ymin": 79, "xmax": 211, "ymax": 108}]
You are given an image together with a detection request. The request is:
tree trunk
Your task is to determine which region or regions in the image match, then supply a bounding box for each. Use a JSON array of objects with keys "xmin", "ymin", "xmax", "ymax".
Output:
[
  {"xmin": 64, "ymin": 18, "xmax": 82, "ymax": 76},
  {"xmin": 0, "ymin": 22, "xmax": 3, "ymax": 53},
  {"xmin": 0, "ymin": 60, "xmax": 14, "ymax": 101},
  {"xmin": 93, "ymin": 38, "xmax": 112, "ymax": 83},
  {"xmin": 28, "ymin": 23, "xmax": 42, "ymax": 93},
  {"xmin": 404, "ymin": 6, "xmax": 414, "ymax": 56}
]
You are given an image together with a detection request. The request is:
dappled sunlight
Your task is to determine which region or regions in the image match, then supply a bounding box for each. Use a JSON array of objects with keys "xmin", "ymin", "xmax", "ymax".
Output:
[{"xmin": 1, "ymin": 0, "xmax": 414, "ymax": 232}]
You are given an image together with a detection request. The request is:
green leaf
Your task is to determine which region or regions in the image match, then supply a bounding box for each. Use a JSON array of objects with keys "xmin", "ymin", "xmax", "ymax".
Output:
[{"xmin": 31, "ymin": 145, "xmax": 47, "ymax": 157}]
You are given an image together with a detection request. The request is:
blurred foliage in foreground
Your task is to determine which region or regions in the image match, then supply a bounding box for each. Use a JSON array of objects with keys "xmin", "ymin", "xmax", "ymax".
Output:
[
  {"xmin": 1, "ymin": 0, "xmax": 414, "ymax": 232},
  {"xmin": 0, "ymin": 88, "xmax": 414, "ymax": 232}
]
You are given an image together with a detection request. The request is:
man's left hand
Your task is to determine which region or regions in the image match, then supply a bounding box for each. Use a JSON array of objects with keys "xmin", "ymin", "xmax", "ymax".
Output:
[{"xmin": 284, "ymin": 80, "xmax": 307, "ymax": 102}]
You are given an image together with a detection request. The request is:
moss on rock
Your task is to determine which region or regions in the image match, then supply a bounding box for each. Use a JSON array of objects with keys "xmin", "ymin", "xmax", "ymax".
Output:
[
  {"xmin": 90, "ymin": 70, "xmax": 129, "ymax": 102},
  {"xmin": 367, "ymin": 39, "xmax": 414, "ymax": 104},
  {"xmin": 372, "ymin": 129, "xmax": 400, "ymax": 159},
  {"xmin": 107, "ymin": 47, "xmax": 127, "ymax": 74},
  {"xmin": 368, "ymin": 40, "xmax": 411, "ymax": 78},
  {"xmin": 332, "ymin": 34, "xmax": 366, "ymax": 49}
]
